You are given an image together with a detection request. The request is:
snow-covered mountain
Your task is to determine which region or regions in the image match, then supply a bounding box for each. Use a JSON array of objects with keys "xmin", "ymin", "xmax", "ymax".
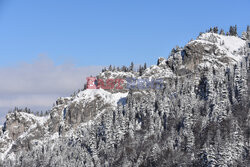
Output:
[{"xmin": 0, "ymin": 28, "xmax": 250, "ymax": 166}]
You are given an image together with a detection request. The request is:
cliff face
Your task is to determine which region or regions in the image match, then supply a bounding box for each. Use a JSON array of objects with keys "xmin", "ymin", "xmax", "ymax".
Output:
[{"xmin": 0, "ymin": 33, "xmax": 249, "ymax": 167}]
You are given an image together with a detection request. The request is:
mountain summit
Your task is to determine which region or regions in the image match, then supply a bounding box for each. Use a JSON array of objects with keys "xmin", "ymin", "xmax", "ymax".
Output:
[{"xmin": 0, "ymin": 29, "xmax": 250, "ymax": 166}]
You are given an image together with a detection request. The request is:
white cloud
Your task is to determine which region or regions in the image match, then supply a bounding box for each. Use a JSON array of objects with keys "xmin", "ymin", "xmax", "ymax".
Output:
[{"xmin": 0, "ymin": 55, "xmax": 103, "ymax": 124}]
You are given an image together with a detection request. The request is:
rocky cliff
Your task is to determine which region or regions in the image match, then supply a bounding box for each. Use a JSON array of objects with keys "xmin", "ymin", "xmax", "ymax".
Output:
[{"xmin": 0, "ymin": 32, "xmax": 249, "ymax": 167}]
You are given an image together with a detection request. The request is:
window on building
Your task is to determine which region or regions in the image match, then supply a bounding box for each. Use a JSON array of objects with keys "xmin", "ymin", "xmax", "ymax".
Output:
[{"xmin": 248, "ymin": 43, "xmax": 250, "ymax": 48}]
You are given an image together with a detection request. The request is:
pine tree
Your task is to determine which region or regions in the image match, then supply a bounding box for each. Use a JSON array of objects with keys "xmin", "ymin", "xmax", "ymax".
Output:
[
  {"xmin": 209, "ymin": 27, "xmax": 213, "ymax": 33},
  {"xmin": 121, "ymin": 66, "xmax": 127, "ymax": 72},
  {"xmin": 234, "ymin": 25, "xmax": 238, "ymax": 36},
  {"xmin": 112, "ymin": 66, "xmax": 116, "ymax": 72},
  {"xmin": 108, "ymin": 65, "xmax": 112, "ymax": 71},
  {"xmin": 40, "ymin": 111, "xmax": 43, "ymax": 116},
  {"xmin": 213, "ymin": 27, "xmax": 218, "ymax": 34},
  {"xmin": 143, "ymin": 63, "xmax": 147, "ymax": 70},
  {"xmin": 130, "ymin": 62, "xmax": 134, "ymax": 72},
  {"xmin": 157, "ymin": 59, "xmax": 160, "ymax": 66},
  {"xmin": 229, "ymin": 26, "xmax": 234, "ymax": 36},
  {"xmin": 84, "ymin": 83, "xmax": 87, "ymax": 89},
  {"xmin": 229, "ymin": 25, "xmax": 237, "ymax": 36},
  {"xmin": 24, "ymin": 107, "xmax": 28, "ymax": 113},
  {"xmin": 138, "ymin": 65, "xmax": 143, "ymax": 76},
  {"xmin": 219, "ymin": 29, "xmax": 225, "ymax": 35},
  {"xmin": 171, "ymin": 48, "xmax": 176, "ymax": 55},
  {"xmin": 102, "ymin": 67, "xmax": 107, "ymax": 72}
]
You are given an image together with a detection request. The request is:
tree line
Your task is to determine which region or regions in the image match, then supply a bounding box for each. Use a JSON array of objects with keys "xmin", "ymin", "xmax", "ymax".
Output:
[
  {"xmin": 102, "ymin": 62, "xmax": 147, "ymax": 75},
  {"xmin": 8, "ymin": 107, "xmax": 50, "ymax": 116},
  {"xmin": 205, "ymin": 25, "xmax": 238, "ymax": 36}
]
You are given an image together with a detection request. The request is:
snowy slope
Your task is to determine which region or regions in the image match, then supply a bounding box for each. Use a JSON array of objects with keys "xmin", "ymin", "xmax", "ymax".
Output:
[{"xmin": 0, "ymin": 31, "xmax": 249, "ymax": 166}]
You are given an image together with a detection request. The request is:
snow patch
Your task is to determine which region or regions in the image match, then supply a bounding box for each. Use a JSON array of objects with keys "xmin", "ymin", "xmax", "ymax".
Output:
[
  {"xmin": 190, "ymin": 33, "xmax": 246, "ymax": 63},
  {"xmin": 20, "ymin": 112, "xmax": 49, "ymax": 125},
  {"xmin": 75, "ymin": 89, "xmax": 128, "ymax": 107}
]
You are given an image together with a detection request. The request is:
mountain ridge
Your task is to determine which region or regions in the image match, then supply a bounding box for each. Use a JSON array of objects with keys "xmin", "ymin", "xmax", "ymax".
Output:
[{"xmin": 0, "ymin": 29, "xmax": 249, "ymax": 166}]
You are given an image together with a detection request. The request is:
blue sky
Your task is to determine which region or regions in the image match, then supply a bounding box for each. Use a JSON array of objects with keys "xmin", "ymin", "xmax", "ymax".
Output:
[{"xmin": 0, "ymin": 0, "xmax": 249, "ymax": 67}]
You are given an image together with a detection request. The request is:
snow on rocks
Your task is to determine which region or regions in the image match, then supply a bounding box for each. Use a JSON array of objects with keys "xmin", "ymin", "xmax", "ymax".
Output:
[
  {"xmin": 75, "ymin": 89, "xmax": 128, "ymax": 108},
  {"xmin": 195, "ymin": 33, "xmax": 246, "ymax": 63},
  {"xmin": 0, "ymin": 31, "xmax": 249, "ymax": 166}
]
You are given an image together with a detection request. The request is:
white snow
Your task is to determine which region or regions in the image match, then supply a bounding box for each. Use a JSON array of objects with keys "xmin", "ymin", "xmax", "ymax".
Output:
[
  {"xmin": 100, "ymin": 71, "xmax": 135, "ymax": 78},
  {"xmin": 0, "ymin": 112, "xmax": 50, "ymax": 161},
  {"xmin": 193, "ymin": 33, "xmax": 246, "ymax": 63},
  {"xmin": 0, "ymin": 141, "xmax": 14, "ymax": 161},
  {"xmin": 199, "ymin": 61, "xmax": 212, "ymax": 68},
  {"xmin": 18, "ymin": 124, "xmax": 37, "ymax": 139},
  {"xmin": 20, "ymin": 112, "xmax": 49, "ymax": 125},
  {"xmin": 50, "ymin": 132, "xmax": 59, "ymax": 140},
  {"xmin": 198, "ymin": 33, "xmax": 245, "ymax": 53},
  {"xmin": 74, "ymin": 89, "xmax": 128, "ymax": 107},
  {"xmin": 143, "ymin": 65, "xmax": 174, "ymax": 79}
]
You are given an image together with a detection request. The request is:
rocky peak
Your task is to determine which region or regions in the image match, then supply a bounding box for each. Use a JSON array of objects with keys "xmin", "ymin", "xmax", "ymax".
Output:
[
  {"xmin": 166, "ymin": 32, "xmax": 246, "ymax": 76},
  {"xmin": 4, "ymin": 111, "xmax": 48, "ymax": 141},
  {"xmin": 0, "ymin": 30, "xmax": 249, "ymax": 166},
  {"xmin": 157, "ymin": 57, "xmax": 167, "ymax": 67}
]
